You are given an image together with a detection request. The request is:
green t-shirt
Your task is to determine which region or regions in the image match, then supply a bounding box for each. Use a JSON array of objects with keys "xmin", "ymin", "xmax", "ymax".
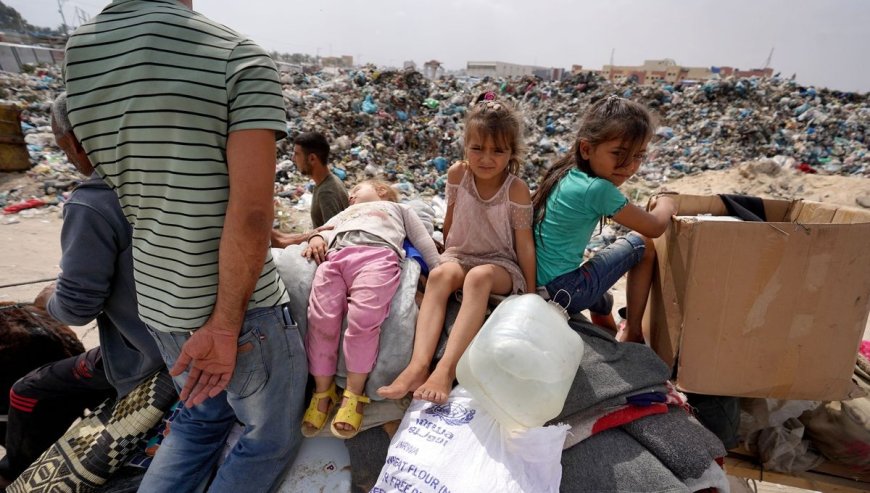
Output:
[
  {"xmin": 64, "ymin": 0, "xmax": 289, "ymax": 332},
  {"xmin": 534, "ymin": 169, "xmax": 628, "ymax": 286},
  {"xmin": 310, "ymin": 172, "xmax": 349, "ymax": 228}
]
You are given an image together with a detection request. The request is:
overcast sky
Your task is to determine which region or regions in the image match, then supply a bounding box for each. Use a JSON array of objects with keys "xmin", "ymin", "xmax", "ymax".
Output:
[{"xmin": 11, "ymin": 0, "xmax": 870, "ymax": 93}]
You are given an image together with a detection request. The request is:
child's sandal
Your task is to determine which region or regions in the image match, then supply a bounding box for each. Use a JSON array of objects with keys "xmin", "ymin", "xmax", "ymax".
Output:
[
  {"xmin": 330, "ymin": 389, "xmax": 370, "ymax": 439},
  {"xmin": 301, "ymin": 382, "xmax": 338, "ymax": 438}
]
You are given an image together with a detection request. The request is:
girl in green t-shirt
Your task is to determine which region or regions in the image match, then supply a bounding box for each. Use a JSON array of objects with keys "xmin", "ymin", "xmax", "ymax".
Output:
[{"xmin": 532, "ymin": 96, "xmax": 677, "ymax": 343}]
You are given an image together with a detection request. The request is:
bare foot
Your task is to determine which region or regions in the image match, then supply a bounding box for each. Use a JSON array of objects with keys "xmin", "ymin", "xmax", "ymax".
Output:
[
  {"xmin": 377, "ymin": 364, "xmax": 429, "ymax": 399},
  {"xmin": 616, "ymin": 323, "xmax": 644, "ymax": 343},
  {"xmin": 413, "ymin": 367, "xmax": 453, "ymax": 404}
]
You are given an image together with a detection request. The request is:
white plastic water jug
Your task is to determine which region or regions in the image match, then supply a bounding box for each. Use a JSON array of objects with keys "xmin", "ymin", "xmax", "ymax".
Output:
[{"xmin": 455, "ymin": 294, "xmax": 584, "ymax": 431}]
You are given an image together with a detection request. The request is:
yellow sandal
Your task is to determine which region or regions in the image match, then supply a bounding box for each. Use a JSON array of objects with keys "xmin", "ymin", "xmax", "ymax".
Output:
[
  {"xmin": 301, "ymin": 382, "xmax": 338, "ymax": 437},
  {"xmin": 330, "ymin": 389, "xmax": 370, "ymax": 439}
]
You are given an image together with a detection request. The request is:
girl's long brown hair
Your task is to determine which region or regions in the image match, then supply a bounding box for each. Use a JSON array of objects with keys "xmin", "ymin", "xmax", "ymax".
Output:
[{"xmin": 532, "ymin": 96, "xmax": 655, "ymax": 231}]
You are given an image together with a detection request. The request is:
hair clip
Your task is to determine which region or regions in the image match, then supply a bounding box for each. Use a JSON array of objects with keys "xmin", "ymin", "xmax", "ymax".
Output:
[
  {"xmin": 478, "ymin": 100, "xmax": 502, "ymax": 112},
  {"xmin": 601, "ymin": 94, "xmax": 622, "ymax": 114},
  {"xmin": 476, "ymin": 92, "xmax": 502, "ymax": 112}
]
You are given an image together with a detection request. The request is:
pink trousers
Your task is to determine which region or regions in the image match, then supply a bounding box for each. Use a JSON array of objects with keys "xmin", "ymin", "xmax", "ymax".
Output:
[{"xmin": 306, "ymin": 245, "xmax": 401, "ymax": 376}]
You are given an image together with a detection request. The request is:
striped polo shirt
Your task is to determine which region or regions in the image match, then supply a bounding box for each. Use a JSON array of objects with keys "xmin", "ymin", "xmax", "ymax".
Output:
[{"xmin": 64, "ymin": 0, "xmax": 289, "ymax": 332}]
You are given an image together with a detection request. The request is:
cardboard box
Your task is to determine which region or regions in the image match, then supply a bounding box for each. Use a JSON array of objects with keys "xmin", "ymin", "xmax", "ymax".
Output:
[{"xmin": 646, "ymin": 194, "xmax": 870, "ymax": 401}]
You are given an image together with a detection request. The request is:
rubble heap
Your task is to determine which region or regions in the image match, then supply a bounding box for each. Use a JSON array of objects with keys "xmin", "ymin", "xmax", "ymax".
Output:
[{"xmin": 2, "ymin": 64, "xmax": 868, "ymax": 215}]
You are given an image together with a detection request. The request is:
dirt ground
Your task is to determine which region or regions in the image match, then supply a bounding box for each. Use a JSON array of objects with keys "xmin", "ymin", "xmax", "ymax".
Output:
[{"xmin": 2, "ymin": 167, "xmax": 868, "ymax": 492}]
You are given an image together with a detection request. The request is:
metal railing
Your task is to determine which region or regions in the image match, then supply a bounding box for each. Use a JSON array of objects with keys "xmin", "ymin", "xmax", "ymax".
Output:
[{"xmin": 0, "ymin": 42, "xmax": 64, "ymax": 74}]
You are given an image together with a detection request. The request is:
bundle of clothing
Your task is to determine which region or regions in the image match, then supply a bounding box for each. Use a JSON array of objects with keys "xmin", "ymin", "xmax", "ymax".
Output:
[{"xmin": 554, "ymin": 320, "xmax": 728, "ymax": 492}]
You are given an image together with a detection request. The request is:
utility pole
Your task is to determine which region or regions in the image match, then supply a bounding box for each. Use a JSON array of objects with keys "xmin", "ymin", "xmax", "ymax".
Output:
[
  {"xmin": 57, "ymin": 0, "xmax": 70, "ymax": 35},
  {"xmin": 75, "ymin": 7, "xmax": 91, "ymax": 27},
  {"xmin": 609, "ymin": 48, "xmax": 615, "ymax": 81},
  {"xmin": 762, "ymin": 46, "xmax": 774, "ymax": 69}
]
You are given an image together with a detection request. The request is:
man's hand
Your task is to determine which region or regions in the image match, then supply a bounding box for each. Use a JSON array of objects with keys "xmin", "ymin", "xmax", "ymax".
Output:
[
  {"xmin": 33, "ymin": 282, "xmax": 57, "ymax": 310},
  {"xmin": 302, "ymin": 235, "xmax": 328, "ymax": 264},
  {"xmin": 170, "ymin": 323, "xmax": 239, "ymax": 407}
]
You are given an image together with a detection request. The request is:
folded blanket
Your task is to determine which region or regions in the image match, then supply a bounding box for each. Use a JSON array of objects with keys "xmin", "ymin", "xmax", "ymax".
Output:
[
  {"xmin": 561, "ymin": 427, "xmax": 690, "ymax": 492},
  {"xmin": 561, "ymin": 408, "xmax": 727, "ymax": 492},
  {"xmin": 563, "ymin": 383, "xmax": 691, "ymax": 450},
  {"xmin": 622, "ymin": 407, "xmax": 727, "ymax": 486},
  {"xmin": 551, "ymin": 320, "xmax": 673, "ymax": 422}
]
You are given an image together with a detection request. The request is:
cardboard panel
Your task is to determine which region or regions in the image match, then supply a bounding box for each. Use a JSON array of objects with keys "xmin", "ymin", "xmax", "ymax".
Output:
[
  {"xmin": 787, "ymin": 201, "xmax": 870, "ymax": 225},
  {"xmin": 646, "ymin": 194, "xmax": 870, "ymax": 400},
  {"xmin": 648, "ymin": 217, "xmax": 698, "ymax": 368},
  {"xmin": 762, "ymin": 199, "xmax": 793, "ymax": 222},
  {"xmin": 831, "ymin": 206, "xmax": 870, "ymax": 225},
  {"xmin": 675, "ymin": 222, "xmax": 870, "ymax": 400},
  {"xmin": 648, "ymin": 228, "xmax": 680, "ymax": 367},
  {"xmin": 673, "ymin": 195, "xmax": 729, "ymax": 217},
  {"xmin": 790, "ymin": 201, "xmax": 837, "ymax": 223}
]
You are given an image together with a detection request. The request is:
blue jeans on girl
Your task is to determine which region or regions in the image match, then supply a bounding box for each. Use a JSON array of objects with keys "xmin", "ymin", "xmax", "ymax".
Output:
[{"xmin": 545, "ymin": 233, "xmax": 646, "ymax": 316}]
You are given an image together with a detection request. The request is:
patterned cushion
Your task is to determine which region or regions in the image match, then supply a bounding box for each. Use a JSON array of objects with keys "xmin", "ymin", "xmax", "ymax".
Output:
[{"xmin": 8, "ymin": 371, "xmax": 176, "ymax": 493}]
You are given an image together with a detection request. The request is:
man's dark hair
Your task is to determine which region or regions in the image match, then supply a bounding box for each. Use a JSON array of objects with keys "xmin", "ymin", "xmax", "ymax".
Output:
[{"xmin": 294, "ymin": 132, "xmax": 330, "ymax": 165}]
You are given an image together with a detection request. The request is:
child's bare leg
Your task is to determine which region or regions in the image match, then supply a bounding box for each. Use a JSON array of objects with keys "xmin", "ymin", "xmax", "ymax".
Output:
[
  {"xmin": 334, "ymin": 371, "xmax": 368, "ymax": 432},
  {"xmin": 619, "ymin": 236, "xmax": 655, "ymax": 343},
  {"xmin": 590, "ymin": 312, "xmax": 618, "ymax": 332},
  {"xmin": 377, "ymin": 263, "xmax": 465, "ymax": 399},
  {"xmin": 415, "ymin": 265, "xmax": 512, "ymax": 404}
]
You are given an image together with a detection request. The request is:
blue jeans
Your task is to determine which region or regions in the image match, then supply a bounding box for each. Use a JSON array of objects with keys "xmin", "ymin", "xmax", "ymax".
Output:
[
  {"xmin": 545, "ymin": 234, "xmax": 646, "ymax": 316},
  {"xmin": 139, "ymin": 305, "xmax": 307, "ymax": 493}
]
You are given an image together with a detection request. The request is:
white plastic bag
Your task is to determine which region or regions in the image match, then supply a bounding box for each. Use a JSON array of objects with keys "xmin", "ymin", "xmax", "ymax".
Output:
[
  {"xmin": 740, "ymin": 398, "xmax": 824, "ymax": 474},
  {"xmin": 373, "ymin": 387, "xmax": 568, "ymax": 493},
  {"xmin": 456, "ymin": 294, "xmax": 584, "ymax": 430}
]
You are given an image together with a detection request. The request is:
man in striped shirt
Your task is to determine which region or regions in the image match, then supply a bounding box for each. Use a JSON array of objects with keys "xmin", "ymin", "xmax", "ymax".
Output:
[{"xmin": 64, "ymin": 1, "xmax": 307, "ymax": 491}]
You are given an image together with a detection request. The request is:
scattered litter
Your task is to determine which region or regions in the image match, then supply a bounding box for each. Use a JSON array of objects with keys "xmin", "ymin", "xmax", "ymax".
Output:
[{"xmin": 2, "ymin": 65, "xmax": 868, "ymax": 226}]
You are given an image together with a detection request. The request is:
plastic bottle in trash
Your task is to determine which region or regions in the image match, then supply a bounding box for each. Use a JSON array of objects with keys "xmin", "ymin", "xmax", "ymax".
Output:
[{"xmin": 456, "ymin": 294, "xmax": 584, "ymax": 431}]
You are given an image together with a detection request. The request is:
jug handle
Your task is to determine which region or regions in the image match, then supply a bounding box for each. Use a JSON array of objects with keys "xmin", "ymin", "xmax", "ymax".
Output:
[{"xmin": 547, "ymin": 289, "xmax": 571, "ymax": 320}]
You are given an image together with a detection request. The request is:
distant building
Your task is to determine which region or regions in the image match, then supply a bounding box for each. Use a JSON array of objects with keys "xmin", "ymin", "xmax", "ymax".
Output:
[
  {"xmin": 320, "ymin": 55, "xmax": 353, "ymax": 68},
  {"xmin": 423, "ymin": 60, "xmax": 444, "ymax": 79},
  {"xmin": 601, "ymin": 59, "xmax": 773, "ymax": 85},
  {"xmin": 466, "ymin": 61, "xmax": 563, "ymax": 81},
  {"xmin": 571, "ymin": 65, "xmax": 603, "ymax": 77},
  {"xmin": 274, "ymin": 61, "xmax": 303, "ymax": 74},
  {"xmin": 715, "ymin": 66, "xmax": 775, "ymax": 79}
]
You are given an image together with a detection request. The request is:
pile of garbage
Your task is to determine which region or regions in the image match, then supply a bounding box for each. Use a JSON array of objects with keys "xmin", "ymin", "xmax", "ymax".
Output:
[
  {"xmin": 1, "ymin": 67, "xmax": 69, "ymax": 216},
  {"xmin": 2, "ymin": 64, "xmax": 869, "ymax": 215},
  {"xmin": 279, "ymin": 67, "xmax": 869, "ymax": 191}
]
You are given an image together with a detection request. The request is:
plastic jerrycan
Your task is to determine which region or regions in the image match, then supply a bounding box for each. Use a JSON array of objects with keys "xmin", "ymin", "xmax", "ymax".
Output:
[{"xmin": 456, "ymin": 294, "xmax": 584, "ymax": 431}]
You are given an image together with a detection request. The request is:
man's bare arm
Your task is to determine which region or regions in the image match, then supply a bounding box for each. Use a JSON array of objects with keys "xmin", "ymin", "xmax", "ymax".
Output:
[{"xmin": 171, "ymin": 129, "xmax": 277, "ymax": 407}]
